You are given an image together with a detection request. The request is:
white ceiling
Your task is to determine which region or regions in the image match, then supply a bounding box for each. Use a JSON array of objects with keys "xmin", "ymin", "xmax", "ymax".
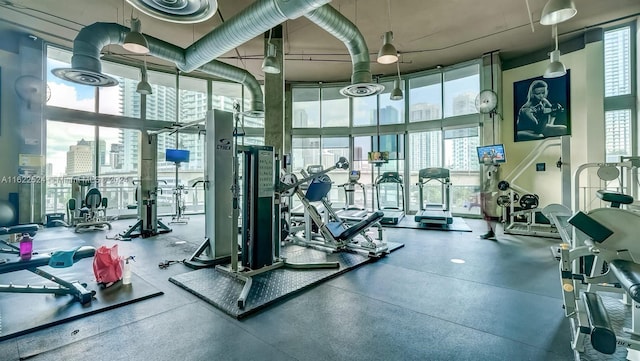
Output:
[{"xmin": 0, "ymin": 0, "xmax": 638, "ymax": 83}]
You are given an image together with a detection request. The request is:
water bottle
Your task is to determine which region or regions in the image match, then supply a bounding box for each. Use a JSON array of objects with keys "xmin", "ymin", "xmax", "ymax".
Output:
[
  {"xmin": 19, "ymin": 234, "xmax": 33, "ymax": 261},
  {"xmin": 122, "ymin": 256, "xmax": 134, "ymax": 285}
]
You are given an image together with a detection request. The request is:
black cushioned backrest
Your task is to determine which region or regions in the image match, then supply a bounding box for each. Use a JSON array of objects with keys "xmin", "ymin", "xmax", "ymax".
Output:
[
  {"xmin": 336, "ymin": 211, "xmax": 384, "ymax": 241},
  {"xmin": 85, "ymin": 188, "xmax": 103, "ymax": 208}
]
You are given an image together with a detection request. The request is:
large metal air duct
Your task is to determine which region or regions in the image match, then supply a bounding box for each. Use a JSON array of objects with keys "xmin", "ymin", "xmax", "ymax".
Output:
[
  {"xmin": 305, "ymin": 5, "xmax": 383, "ymax": 97},
  {"xmin": 52, "ymin": 23, "xmax": 264, "ymax": 115},
  {"xmin": 181, "ymin": 0, "xmax": 331, "ymax": 72}
]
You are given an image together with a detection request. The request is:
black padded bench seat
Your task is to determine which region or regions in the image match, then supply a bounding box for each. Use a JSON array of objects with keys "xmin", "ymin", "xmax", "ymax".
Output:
[
  {"xmin": 596, "ymin": 190, "xmax": 634, "ymax": 207},
  {"xmin": 0, "ymin": 224, "xmax": 39, "ymax": 236},
  {"xmin": 327, "ymin": 211, "xmax": 384, "ymax": 241},
  {"xmin": 0, "ymin": 246, "xmax": 96, "ymax": 304},
  {"xmin": 609, "ymin": 260, "xmax": 640, "ymax": 303},
  {"xmin": 0, "ymin": 246, "xmax": 96, "ymax": 274}
]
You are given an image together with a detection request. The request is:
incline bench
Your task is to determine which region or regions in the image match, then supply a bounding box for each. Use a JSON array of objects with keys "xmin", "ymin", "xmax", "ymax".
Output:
[{"xmin": 0, "ymin": 224, "xmax": 96, "ymax": 304}]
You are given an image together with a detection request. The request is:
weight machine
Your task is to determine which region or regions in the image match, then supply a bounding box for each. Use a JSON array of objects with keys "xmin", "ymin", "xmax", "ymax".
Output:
[
  {"xmin": 170, "ymin": 184, "xmax": 189, "ymax": 224},
  {"xmin": 544, "ymin": 190, "xmax": 640, "ymax": 359},
  {"xmin": 67, "ymin": 177, "xmax": 112, "ymax": 233},
  {"xmin": 282, "ymin": 165, "xmax": 388, "ymax": 258},
  {"xmin": 499, "ymin": 137, "xmax": 570, "ymax": 238},
  {"xmin": 118, "ymin": 133, "xmax": 172, "ymax": 241}
]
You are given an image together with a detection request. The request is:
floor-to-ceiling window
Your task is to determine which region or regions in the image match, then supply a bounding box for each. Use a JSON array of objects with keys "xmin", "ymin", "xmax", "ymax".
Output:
[
  {"xmin": 603, "ymin": 24, "xmax": 636, "ymax": 163},
  {"xmin": 291, "ymin": 61, "xmax": 482, "ymax": 216},
  {"xmin": 443, "ymin": 127, "xmax": 481, "ymax": 215},
  {"xmin": 44, "ymin": 45, "xmax": 254, "ymax": 218}
]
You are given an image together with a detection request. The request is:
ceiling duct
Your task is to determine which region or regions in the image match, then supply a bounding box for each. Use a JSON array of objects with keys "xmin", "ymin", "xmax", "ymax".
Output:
[
  {"xmin": 181, "ymin": 0, "xmax": 331, "ymax": 72},
  {"xmin": 304, "ymin": 5, "xmax": 383, "ymax": 97},
  {"xmin": 125, "ymin": 0, "xmax": 218, "ymax": 24},
  {"xmin": 52, "ymin": 23, "xmax": 264, "ymax": 115}
]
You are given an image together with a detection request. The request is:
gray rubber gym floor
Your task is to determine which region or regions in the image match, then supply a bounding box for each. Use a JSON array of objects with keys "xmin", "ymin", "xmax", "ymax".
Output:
[{"xmin": 0, "ymin": 215, "xmax": 576, "ymax": 361}]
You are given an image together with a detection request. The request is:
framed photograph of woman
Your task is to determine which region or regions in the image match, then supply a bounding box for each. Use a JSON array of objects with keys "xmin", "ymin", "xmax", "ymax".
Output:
[{"xmin": 513, "ymin": 71, "xmax": 571, "ymax": 142}]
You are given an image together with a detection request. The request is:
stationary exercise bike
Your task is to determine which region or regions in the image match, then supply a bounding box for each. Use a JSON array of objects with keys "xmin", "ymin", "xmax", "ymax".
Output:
[{"xmin": 543, "ymin": 190, "xmax": 640, "ymax": 358}]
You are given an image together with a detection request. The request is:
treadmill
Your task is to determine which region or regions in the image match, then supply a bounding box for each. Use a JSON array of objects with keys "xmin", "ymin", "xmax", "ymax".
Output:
[
  {"xmin": 336, "ymin": 170, "xmax": 368, "ymax": 220},
  {"xmin": 374, "ymin": 172, "xmax": 405, "ymax": 225},
  {"xmin": 414, "ymin": 167, "xmax": 453, "ymax": 225}
]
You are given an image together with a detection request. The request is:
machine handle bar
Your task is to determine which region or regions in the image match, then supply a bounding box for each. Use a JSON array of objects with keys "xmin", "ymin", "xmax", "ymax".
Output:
[{"xmin": 278, "ymin": 157, "xmax": 349, "ymax": 193}]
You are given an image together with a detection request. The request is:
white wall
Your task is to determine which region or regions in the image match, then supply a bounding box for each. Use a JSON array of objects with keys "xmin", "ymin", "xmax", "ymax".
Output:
[{"xmin": 501, "ymin": 39, "xmax": 605, "ymax": 208}]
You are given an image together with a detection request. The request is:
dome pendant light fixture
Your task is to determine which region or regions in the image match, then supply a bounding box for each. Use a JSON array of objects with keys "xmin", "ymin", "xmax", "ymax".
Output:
[
  {"xmin": 377, "ymin": 31, "xmax": 398, "ymax": 65},
  {"xmin": 377, "ymin": 0, "xmax": 398, "ymax": 65},
  {"xmin": 544, "ymin": 25, "xmax": 566, "ymax": 78},
  {"xmin": 123, "ymin": 17, "xmax": 149, "ymax": 54},
  {"xmin": 540, "ymin": 0, "xmax": 577, "ymax": 26},
  {"xmin": 390, "ymin": 61, "xmax": 403, "ymax": 101},
  {"xmin": 261, "ymin": 29, "xmax": 280, "ymax": 74},
  {"xmin": 136, "ymin": 56, "xmax": 152, "ymax": 95}
]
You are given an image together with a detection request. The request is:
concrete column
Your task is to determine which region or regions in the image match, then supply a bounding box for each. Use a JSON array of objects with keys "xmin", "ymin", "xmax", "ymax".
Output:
[
  {"xmin": 263, "ymin": 25, "xmax": 284, "ymax": 157},
  {"xmin": 17, "ymin": 35, "xmax": 45, "ymax": 224},
  {"xmin": 480, "ymin": 51, "xmax": 502, "ymax": 218}
]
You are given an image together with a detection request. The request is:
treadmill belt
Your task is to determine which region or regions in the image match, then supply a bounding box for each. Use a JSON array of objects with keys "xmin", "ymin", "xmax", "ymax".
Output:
[{"xmin": 383, "ymin": 216, "xmax": 472, "ymax": 232}]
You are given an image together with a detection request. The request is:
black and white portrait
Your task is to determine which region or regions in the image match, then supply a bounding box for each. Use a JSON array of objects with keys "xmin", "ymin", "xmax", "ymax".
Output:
[{"xmin": 513, "ymin": 71, "xmax": 571, "ymax": 142}]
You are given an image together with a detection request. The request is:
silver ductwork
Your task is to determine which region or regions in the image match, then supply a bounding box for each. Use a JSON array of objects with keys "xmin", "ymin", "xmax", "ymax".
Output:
[
  {"xmin": 52, "ymin": 23, "xmax": 264, "ymax": 115},
  {"xmin": 304, "ymin": 5, "xmax": 383, "ymax": 97},
  {"xmin": 199, "ymin": 62, "xmax": 264, "ymax": 116},
  {"xmin": 182, "ymin": 0, "xmax": 331, "ymax": 72}
]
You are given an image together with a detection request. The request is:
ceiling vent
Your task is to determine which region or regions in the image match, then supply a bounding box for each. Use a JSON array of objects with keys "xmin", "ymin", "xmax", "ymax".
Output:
[
  {"xmin": 125, "ymin": 0, "xmax": 218, "ymax": 24},
  {"xmin": 51, "ymin": 68, "xmax": 118, "ymax": 87},
  {"xmin": 340, "ymin": 83, "xmax": 385, "ymax": 98}
]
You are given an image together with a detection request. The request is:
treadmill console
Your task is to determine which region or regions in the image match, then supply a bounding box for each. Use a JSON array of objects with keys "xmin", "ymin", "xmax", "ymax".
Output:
[
  {"xmin": 306, "ymin": 165, "xmax": 324, "ymax": 174},
  {"xmin": 349, "ymin": 170, "xmax": 361, "ymax": 182}
]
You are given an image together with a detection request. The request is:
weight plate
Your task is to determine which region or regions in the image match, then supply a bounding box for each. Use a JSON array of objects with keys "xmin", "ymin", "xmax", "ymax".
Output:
[
  {"xmin": 497, "ymin": 195, "xmax": 511, "ymax": 207},
  {"xmin": 498, "ymin": 180, "xmax": 510, "ymax": 191},
  {"xmin": 519, "ymin": 194, "xmax": 539, "ymax": 210},
  {"xmin": 280, "ymin": 173, "xmax": 298, "ymax": 197}
]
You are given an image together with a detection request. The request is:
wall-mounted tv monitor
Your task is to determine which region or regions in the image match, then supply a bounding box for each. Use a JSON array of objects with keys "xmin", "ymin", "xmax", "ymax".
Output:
[
  {"xmin": 368, "ymin": 151, "xmax": 389, "ymax": 164},
  {"xmin": 476, "ymin": 144, "xmax": 506, "ymax": 164},
  {"xmin": 166, "ymin": 149, "xmax": 190, "ymax": 163}
]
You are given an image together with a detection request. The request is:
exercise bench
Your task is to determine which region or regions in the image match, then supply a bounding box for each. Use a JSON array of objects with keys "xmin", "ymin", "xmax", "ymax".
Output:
[
  {"xmin": 0, "ymin": 246, "xmax": 97, "ymax": 304},
  {"xmin": 0, "ymin": 224, "xmax": 39, "ymax": 255}
]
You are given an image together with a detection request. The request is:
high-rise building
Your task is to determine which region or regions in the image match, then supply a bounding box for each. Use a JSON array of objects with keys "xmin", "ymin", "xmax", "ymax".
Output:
[
  {"xmin": 87, "ymin": 140, "xmax": 107, "ymax": 166},
  {"xmin": 452, "ymin": 92, "xmax": 477, "ymax": 116},
  {"xmin": 118, "ymin": 79, "xmax": 208, "ymax": 173},
  {"xmin": 410, "ymin": 103, "xmax": 441, "ymax": 122},
  {"xmin": 109, "ymin": 143, "xmax": 124, "ymax": 170},
  {"xmin": 449, "ymin": 136, "xmax": 479, "ymax": 171},
  {"xmin": 603, "ymin": 28, "xmax": 632, "ymax": 162},
  {"xmin": 379, "ymin": 106, "xmax": 400, "ymax": 125},
  {"xmin": 66, "ymin": 139, "xmax": 93, "ymax": 175},
  {"xmin": 604, "ymin": 27, "xmax": 631, "ymax": 97},
  {"xmin": 410, "ymin": 133, "xmax": 441, "ymax": 170}
]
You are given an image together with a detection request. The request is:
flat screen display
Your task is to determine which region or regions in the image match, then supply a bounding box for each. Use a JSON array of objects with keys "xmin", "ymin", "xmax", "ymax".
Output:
[
  {"xmin": 367, "ymin": 151, "xmax": 389, "ymax": 164},
  {"xmin": 166, "ymin": 149, "xmax": 190, "ymax": 163},
  {"xmin": 476, "ymin": 144, "xmax": 506, "ymax": 164}
]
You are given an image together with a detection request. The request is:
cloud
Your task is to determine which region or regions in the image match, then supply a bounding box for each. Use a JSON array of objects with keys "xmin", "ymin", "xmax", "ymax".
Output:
[{"xmin": 47, "ymin": 81, "xmax": 94, "ymax": 111}]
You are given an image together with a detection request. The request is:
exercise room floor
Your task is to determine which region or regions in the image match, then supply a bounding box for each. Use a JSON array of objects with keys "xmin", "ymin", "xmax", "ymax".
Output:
[{"xmin": 0, "ymin": 215, "xmax": 573, "ymax": 361}]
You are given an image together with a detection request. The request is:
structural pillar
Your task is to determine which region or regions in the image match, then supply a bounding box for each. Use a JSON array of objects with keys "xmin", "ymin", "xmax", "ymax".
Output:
[{"xmin": 263, "ymin": 25, "xmax": 284, "ymax": 157}]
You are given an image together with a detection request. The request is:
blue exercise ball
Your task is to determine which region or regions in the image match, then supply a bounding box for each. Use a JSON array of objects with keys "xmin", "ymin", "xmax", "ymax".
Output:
[{"xmin": 0, "ymin": 200, "xmax": 16, "ymax": 227}]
